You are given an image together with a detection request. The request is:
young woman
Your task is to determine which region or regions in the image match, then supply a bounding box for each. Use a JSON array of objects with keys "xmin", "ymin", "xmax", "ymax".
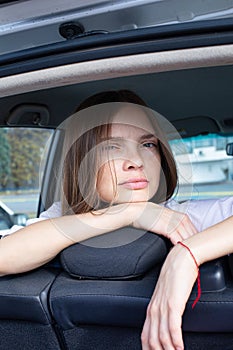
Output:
[{"xmin": 0, "ymin": 90, "xmax": 199, "ymax": 274}]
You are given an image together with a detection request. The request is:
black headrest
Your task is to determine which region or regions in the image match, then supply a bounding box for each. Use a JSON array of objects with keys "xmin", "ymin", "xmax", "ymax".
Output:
[{"xmin": 60, "ymin": 227, "xmax": 168, "ymax": 280}]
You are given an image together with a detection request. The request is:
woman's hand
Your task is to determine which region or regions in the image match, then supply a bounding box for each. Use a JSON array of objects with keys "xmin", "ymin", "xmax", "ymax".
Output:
[
  {"xmin": 141, "ymin": 243, "xmax": 198, "ymax": 350},
  {"xmin": 132, "ymin": 202, "xmax": 197, "ymax": 244}
]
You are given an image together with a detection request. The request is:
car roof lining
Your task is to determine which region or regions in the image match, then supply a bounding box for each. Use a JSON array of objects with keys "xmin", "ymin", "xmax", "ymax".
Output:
[
  {"xmin": 1, "ymin": 44, "xmax": 233, "ymax": 98},
  {"xmin": 0, "ymin": 43, "xmax": 233, "ymax": 136}
]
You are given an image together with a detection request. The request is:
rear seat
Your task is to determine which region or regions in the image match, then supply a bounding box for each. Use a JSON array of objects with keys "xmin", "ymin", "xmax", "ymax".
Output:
[
  {"xmin": 0, "ymin": 268, "xmax": 62, "ymax": 350},
  {"xmin": 1, "ymin": 239, "xmax": 233, "ymax": 350},
  {"xmin": 49, "ymin": 266, "xmax": 160, "ymax": 350},
  {"xmin": 49, "ymin": 258, "xmax": 233, "ymax": 350}
]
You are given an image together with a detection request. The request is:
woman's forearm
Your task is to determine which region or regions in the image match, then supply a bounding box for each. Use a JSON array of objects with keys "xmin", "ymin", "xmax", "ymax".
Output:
[
  {"xmin": 0, "ymin": 199, "xmax": 204, "ymax": 276},
  {"xmin": 0, "ymin": 204, "xmax": 133, "ymax": 275},
  {"xmin": 184, "ymin": 216, "xmax": 233, "ymax": 266}
]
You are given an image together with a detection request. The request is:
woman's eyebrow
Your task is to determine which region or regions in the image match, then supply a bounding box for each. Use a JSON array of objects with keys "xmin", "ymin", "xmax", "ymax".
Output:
[
  {"xmin": 101, "ymin": 134, "xmax": 157, "ymax": 141},
  {"xmin": 100, "ymin": 137, "xmax": 124, "ymax": 141},
  {"xmin": 139, "ymin": 133, "xmax": 157, "ymax": 141}
]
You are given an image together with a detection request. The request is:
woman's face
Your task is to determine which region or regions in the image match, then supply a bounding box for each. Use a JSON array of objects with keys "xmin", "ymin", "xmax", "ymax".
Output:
[{"xmin": 96, "ymin": 105, "xmax": 161, "ymax": 204}]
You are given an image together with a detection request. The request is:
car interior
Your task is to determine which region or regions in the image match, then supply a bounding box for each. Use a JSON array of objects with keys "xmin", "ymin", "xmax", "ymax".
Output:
[{"xmin": 0, "ymin": 33, "xmax": 233, "ymax": 350}]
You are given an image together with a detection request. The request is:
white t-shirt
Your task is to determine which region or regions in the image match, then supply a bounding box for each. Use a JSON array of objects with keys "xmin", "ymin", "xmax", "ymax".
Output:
[{"xmin": 2, "ymin": 197, "xmax": 233, "ymax": 237}]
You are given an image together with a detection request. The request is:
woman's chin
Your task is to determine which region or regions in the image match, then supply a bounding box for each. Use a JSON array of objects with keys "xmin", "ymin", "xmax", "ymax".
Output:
[
  {"xmin": 114, "ymin": 193, "xmax": 152, "ymax": 204},
  {"xmin": 100, "ymin": 189, "xmax": 156, "ymax": 204}
]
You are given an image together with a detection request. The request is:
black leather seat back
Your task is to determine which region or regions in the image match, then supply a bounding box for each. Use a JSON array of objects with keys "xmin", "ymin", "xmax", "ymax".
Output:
[{"xmin": 0, "ymin": 269, "xmax": 61, "ymax": 350}]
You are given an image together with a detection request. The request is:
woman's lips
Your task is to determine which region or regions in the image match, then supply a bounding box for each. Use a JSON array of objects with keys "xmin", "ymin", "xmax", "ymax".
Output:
[{"xmin": 119, "ymin": 178, "xmax": 149, "ymax": 190}]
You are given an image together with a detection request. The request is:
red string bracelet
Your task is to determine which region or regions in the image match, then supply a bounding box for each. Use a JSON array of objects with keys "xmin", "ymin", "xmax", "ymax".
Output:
[{"xmin": 177, "ymin": 241, "xmax": 201, "ymax": 309}]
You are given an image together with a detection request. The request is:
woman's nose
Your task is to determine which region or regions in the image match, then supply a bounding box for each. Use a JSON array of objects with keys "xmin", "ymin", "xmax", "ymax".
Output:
[{"xmin": 122, "ymin": 147, "xmax": 144, "ymax": 171}]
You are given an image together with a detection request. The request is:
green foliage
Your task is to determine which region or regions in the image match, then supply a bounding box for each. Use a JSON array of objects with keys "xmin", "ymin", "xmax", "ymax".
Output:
[
  {"xmin": 1, "ymin": 128, "xmax": 52, "ymax": 190},
  {"xmin": 0, "ymin": 129, "xmax": 11, "ymax": 189}
]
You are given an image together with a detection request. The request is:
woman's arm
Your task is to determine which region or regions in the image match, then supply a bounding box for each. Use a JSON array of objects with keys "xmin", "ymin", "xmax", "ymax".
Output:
[
  {"xmin": 141, "ymin": 216, "xmax": 233, "ymax": 350},
  {"xmin": 0, "ymin": 205, "xmax": 131, "ymax": 275},
  {"xmin": 0, "ymin": 201, "xmax": 196, "ymax": 276}
]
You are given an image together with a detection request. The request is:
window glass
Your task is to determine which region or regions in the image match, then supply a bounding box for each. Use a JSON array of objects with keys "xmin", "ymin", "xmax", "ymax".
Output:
[
  {"xmin": 0, "ymin": 128, "xmax": 54, "ymax": 227},
  {"xmin": 170, "ymin": 134, "xmax": 233, "ymax": 201}
]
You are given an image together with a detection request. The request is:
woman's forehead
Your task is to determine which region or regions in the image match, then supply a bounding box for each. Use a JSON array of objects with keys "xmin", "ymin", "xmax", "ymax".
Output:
[
  {"xmin": 110, "ymin": 124, "xmax": 156, "ymax": 141},
  {"xmin": 111, "ymin": 105, "xmax": 155, "ymax": 134}
]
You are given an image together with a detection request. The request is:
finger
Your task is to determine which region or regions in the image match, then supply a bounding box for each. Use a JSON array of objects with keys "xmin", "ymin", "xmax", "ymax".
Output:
[
  {"xmin": 177, "ymin": 220, "xmax": 197, "ymax": 240},
  {"xmin": 159, "ymin": 309, "xmax": 176, "ymax": 350},
  {"xmin": 168, "ymin": 231, "xmax": 183, "ymax": 245},
  {"xmin": 141, "ymin": 316, "xmax": 150, "ymax": 350},
  {"xmin": 168, "ymin": 311, "xmax": 184, "ymax": 350},
  {"xmin": 177, "ymin": 213, "xmax": 198, "ymax": 236},
  {"xmin": 177, "ymin": 224, "xmax": 191, "ymax": 240},
  {"xmin": 182, "ymin": 219, "xmax": 198, "ymax": 237},
  {"xmin": 189, "ymin": 220, "xmax": 198, "ymax": 235},
  {"xmin": 166, "ymin": 213, "xmax": 188, "ymax": 240},
  {"xmin": 142, "ymin": 305, "xmax": 163, "ymax": 350}
]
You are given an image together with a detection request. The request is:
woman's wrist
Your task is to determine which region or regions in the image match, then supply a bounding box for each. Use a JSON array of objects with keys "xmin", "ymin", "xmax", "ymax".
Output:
[
  {"xmin": 173, "ymin": 243, "xmax": 198, "ymax": 275},
  {"xmin": 180, "ymin": 217, "xmax": 233, "ymax": 267},
  {"xmin": 177, "ymin": 241, "xmax": 201, "ymax": 307},
  {"xmin": 182, "ymin": 232, "xmax": 213, "ymax": 267}
]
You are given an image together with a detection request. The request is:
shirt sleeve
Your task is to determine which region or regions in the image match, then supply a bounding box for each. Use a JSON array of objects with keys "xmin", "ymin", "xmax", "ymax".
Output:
[
  {"xmin": 195, "ymin": 197, "xmax": 233, "ymax": 231},
  {"xmin": 38, "ymin": 202, "xmax": 62, "ymax": 219},
  {"xmin": 165, "ymin": 197, "xmax": 233, "ymax": 232}
]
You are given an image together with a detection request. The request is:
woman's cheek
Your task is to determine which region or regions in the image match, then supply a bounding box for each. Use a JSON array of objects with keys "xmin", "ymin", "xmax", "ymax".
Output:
[{"xmin": 96, "ymin": 164, "xmax": 117, "ymax": 203}]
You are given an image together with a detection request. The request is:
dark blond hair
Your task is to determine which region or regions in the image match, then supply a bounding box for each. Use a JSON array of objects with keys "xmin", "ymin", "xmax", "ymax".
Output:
[{"xmin": 62, "ymin": 90, "xmax": 177, "ymax": 215}]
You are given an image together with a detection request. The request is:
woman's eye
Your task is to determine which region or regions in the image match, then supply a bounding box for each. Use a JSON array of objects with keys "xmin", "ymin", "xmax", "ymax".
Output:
[
  {"xmin": 107, "ymin": 145, "xmax": 118, "ymax": 150},
  {"xmin": 142, "ymin": 142, "xmax": 158, "ymax": 149},
  {"xmin": 103, "ymin": 144, "xmax": 120, "ymax": 151}
]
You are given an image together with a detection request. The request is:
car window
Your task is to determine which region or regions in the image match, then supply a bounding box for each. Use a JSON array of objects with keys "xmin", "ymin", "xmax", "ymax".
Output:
[
  {"xmin": 0, "ymin": 127, "xmax": 54, "ymax": 222},
  {"xmin": 170, "ymin": 134, "xmax": 233, "ymax": 201},
  {"xmin": 0, "ymin": 206, "xmax": 12, "ymax": 230}
]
